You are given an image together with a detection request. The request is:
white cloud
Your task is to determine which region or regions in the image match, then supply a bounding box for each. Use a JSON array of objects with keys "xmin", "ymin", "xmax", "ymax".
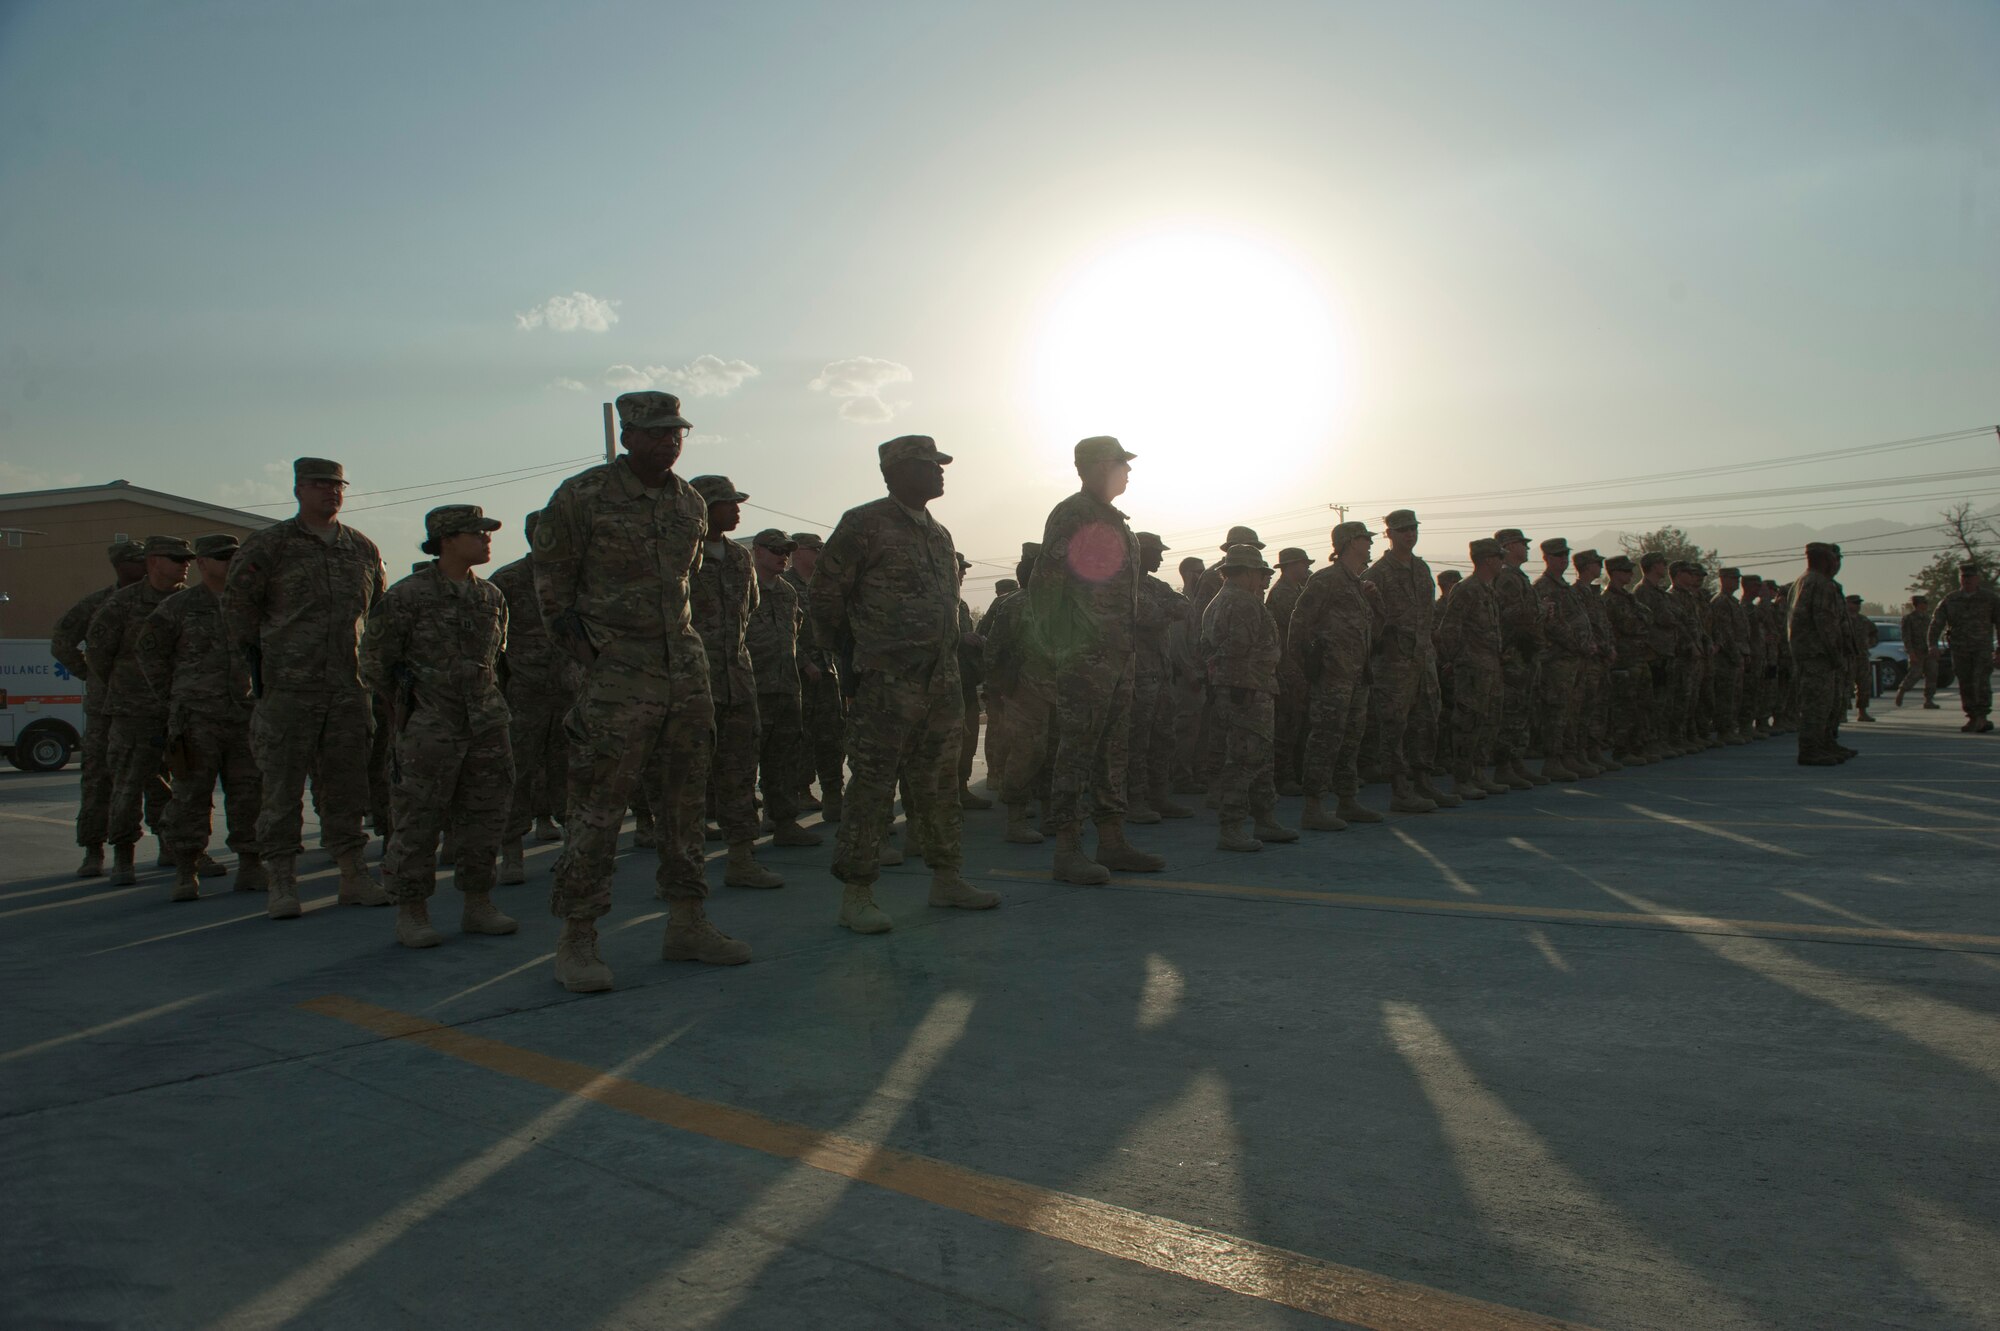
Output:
[
  {"xmin": 515, "ymin": 291, "xmax": 620, "ymax": 333},
  {"xmin": 808, "ymin": 357, "xmax": 913, "ymax": 424},
  {"xmin": 0, "ymin": 460, "xmax": 84, "ymax": 491},
  {"xmin": 600, "ymin": 355, "xmax": 760, "ymax": 397},
  {"xmin": 548, "ymin": 377, "xmax": 587, "ymax": 392},
  {"xmin": 216, "ymin": 461, "xmax": 292, "ymax": 508}
]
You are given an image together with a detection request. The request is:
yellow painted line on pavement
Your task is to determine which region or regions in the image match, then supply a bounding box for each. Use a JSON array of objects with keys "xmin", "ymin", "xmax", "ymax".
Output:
[
  {"xmin": 303, "ymin": 995, "xmax": 1588, "ymax": 1331},
  {"xmin": 986, "ymin": 870, "xmax": 2000, "ymax": 951}
]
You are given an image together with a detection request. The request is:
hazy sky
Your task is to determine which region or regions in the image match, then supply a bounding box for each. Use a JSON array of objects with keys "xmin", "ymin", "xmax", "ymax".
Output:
[{"xmin": 2, "ymin": 0, "xmax": 1995, "ymax": 602}]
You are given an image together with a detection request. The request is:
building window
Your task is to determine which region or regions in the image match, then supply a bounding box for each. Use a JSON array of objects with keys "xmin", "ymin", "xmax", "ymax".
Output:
[{"xmin": 115, "ymin": 532, "xmax": 129, "ymax": 542}]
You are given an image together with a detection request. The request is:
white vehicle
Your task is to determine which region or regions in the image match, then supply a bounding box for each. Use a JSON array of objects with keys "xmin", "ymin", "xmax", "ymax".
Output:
[{"xmin": 1, "ymin": 639, "xmax": 85, "ymax": 771}]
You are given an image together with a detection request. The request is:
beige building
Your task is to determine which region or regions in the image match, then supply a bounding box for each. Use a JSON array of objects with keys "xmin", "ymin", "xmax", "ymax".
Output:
[{"xmin": 0, "ymin": 481, "xmax": 275, "ymax": 640}]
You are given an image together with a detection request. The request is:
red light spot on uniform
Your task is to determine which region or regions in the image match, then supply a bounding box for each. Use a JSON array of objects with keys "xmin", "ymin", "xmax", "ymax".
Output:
[{"xmin": 1068, "ymin": 523, "xmax": 1129, "ymax": 584}]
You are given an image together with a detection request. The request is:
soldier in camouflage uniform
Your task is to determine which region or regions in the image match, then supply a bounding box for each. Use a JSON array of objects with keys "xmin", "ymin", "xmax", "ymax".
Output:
[
  {"xmin": 1531, "ymin": 537, "xmax": 1593, "ymax": 782},
  {"xmin": 782, "ymin": 532, "xmax": 845, "ymax": 819},
  {"xmin": 224, "ymin": 457, "xmax": 391, "ymax": 917},
  {"xmin": 1024, "ymin": 436, "xmax": 1167, "ymax": 884},
  {"xmin": 1894, "ymin": 593, "xmax": 1938, "ymax": 709},
  {"xmin": 976, "ymin": 572, "xmax": 1020, "ymax": 797},
  {"xmin": 1287, "ymin": 521, "xmax": 1387, "ymax": 829},
  {"xmin": 1200, "ymin": 545, "xmax": 1297, "ymax": 851},
  {"xmin": 362, "ymin": 506, "xmax": 518, "ymax": 948},
  {"xmin": 1928, "ymin": 564, "xmax": 2000, "ymax": 732},
  {"xmin": 1705, "ymin": 568, "xmax": 1753, "ymax": 744},
  {"xmin": 52, "ymin": 540, "xmax": 149, "ymax": 877},
  {"xmin": 1128, "ymin": 532, "xmax": 1193, "ymax": 824},
  {"xmin": 1736, "ymin": 574, "xmax": 1770, "ymax": 735},
  {"xmin": 87, "ymin": 536, "xmax": 194, "ymax": 885},
  {"xmin": 1436, "ymin": 538, "xmax": 1509, "ymax": 798},
  {"xmin": 1789, "ymin": 543, "xmax": 1854, "ymax": 764},
  {"xmin": 1844, "ymin": 594, "xmax": 1878, "ymax": 723},
  {"xmin": 984, "ymin": 546, "xmax": 1051, "ymax": 843},
  {"xmin": 1569, "ymin": 549, "xmax": 1621, "ymax": 772},
  {"xmin": 1170, "ymin": 555, "xmax": 1207, "ymax": 791},
  {"xmin": 954, "ymin": 555, "xmax": 991, "ymax": 809},
  {"xmin": 810, "ymin": 435, "xmax": 998, "ymax": 931},
  {"xmin": 489, "ymin": 511, "xmax": 577, "ymax": 885},
  {"xmin": 1770, "ymin": 579, "xmax": 1799, "ymax": 733},
  {"xmin": 1601, "ymin": 555, "xmax": 1656, "ymax": 764},
  {"xmin": 1265, "ymin": 547, "xmax": 1313, "ymax": 797},
  {"xmin": 1634, "ymin": 553, "xmax": 1685, "ymax": 759},
  {"xmin": 135, "ymin": 534, "xmax": 262, "ymax": 901},
  {"xmin": 535, "ymin": 393, "xmax": 749, "ymax": 992},
  {"xmin": 687, "ymin": 475, "xmax": 784, "ymax": 889},
  {"xmin": 1669, "ymin": 562, "xmax": 1714, "ymax": 748},
  {"xmin": 1364, "ymin": 510, "xmax": 1450, "ymax": 810},
  {"xmin": 747, "ymin": 528, "xmax": 822, "ymax": 848},
  {"xmin": 1491, "ymin": 528, "xmax": 1546, "ymax": 788}
]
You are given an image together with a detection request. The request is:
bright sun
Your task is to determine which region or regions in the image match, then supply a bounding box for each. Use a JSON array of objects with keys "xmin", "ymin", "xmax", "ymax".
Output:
[{"xmin": 1030, "ymin": 229, "xmax": 1344, "ymax": 510}]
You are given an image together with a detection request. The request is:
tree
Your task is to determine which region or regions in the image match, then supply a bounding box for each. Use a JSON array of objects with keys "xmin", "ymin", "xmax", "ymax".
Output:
[
  {"xmin": 1907, "ymin": 503, "xmax": 1999, "ymax": 605},
  {"xmin": 1619, "ymin": 525, "xmax": 1722, "ymax": 593}
]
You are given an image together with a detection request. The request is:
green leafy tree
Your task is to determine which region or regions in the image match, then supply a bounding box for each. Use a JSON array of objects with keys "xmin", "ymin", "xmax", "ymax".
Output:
[
  {"xmin": 1619, "ymin": 525, "xmax": 1722, "ymax": 593},
  {"xmin": 1907, "ymin": 503, "xmax": 1999, "ymax": 605}
]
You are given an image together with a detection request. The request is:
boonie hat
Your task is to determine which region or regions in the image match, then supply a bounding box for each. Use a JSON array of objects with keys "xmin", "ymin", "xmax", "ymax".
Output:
[
  {"xmin": 193, "ymin": 534, "xmax": 240, "ymax": 559},
  {"xmin": 1222, "ymin": 525, "xmax": 1264, "ymax": 550},
  {"xmin": 1218, "ymin": 544, "xmax": 1270, "ymax": 572},
  {"xmin": 424, "ymin": 505, "xmax": 502, "ymax": 540},
  {"xmin": 143, "ymin": 535, "xmax": 196, "ymax": 560},
  {"xmin": 1074, "ymin": 435, "xmax": 1137, "ymax": 467},
  {"xmin": 293, "ymin": 457, "xmax": 345, "ymax": 484},
  {"xmin": 615, "ymin": 391, "xmax": 691, "ymax": 430},
  {"xmin": 1276, "ymin": 547, "xmax": 1313, "ymax": 567},
  {"xmin": 751, "ymin": 528, "xmax": 795, "ymax": 554},
  {"xmin": 878, "ymin": 435, "xmax": 952, "ymax": 466},
  {"xmin": 1494, "ymin": 528, "xmax": 1528, "ymax": 545},
  {"xmin": 1540, "ymin": 537, "xmax": 1570, "ymax": 556},
  {"xmin": 690, "ymin": 475, "xmax": 749, "ymax": 505}
]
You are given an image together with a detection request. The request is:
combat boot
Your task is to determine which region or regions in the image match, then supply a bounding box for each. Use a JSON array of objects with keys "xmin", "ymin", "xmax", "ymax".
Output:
[
  {"xmin": 1389, "ymin": 779, "xmax": 1438, "ymax": 814},
  {"xmin": 837, "ymin": 882, "xmax": 893, "ymax": 934},
  {"xmin": 1922, "ymin": 700, "xmax": 1940, "ymax": 711},
  {"xmin": 554, "ymin": 919, "xmax": 613, "ymax": 992},
  {"xmin": 1477, "ymin": 768, "xmax": 1512, "ymax": 795},
  {"xmin": 725, "ymin": 842, "xmax": 784, "ymax": 889},
  {"xmin": 1253, "ymin": 814, "xmax": 1298, "ymax": 844},
  {"xmin": 1568, "ymin": 753, "xmax": 1602, "ymax": 778},
  {"xmin": 460, "ymin": 890, "xmax": 518, "ymax": 936},
  {"xmin": 1450, "ymin": 769, "xmax": 1487, "ymax": 802},
  {"xmin": 1052, "ymin": 826, "xmax": 1110, "ymax": 885},
  {"xmin": 154, "ymin": 837, "xmax": 175, "ymax": 870},
  {"xmin": 1125, "ymin": 793, "xmax": 1161, "ymax": 825},
  {"xmin": 1335, "ymin": 793, "xmax": 1384, "ymax": 824},
  {"xmin": 77, "ymin": 844, "xmax": 105, "ymax": 878},
  {"xmin": 1855, "ymin": 708, "xmax": 1876, "ymax": 723},
  {"xmin": 929, "ymin": 871, "xmax": 1000, "ymax": 910},
  {"xmin": 336, "ymin": 852, "xmax": 390, "ymax": 907},
  {"xmin": 1216, "ymin": 819, "xmax": 1263, "ymax": 852},
  {"xmin": 1414, "ymin": 774, "xmax": 1460, "ymax": 809},
  {"xmin": 192, "ymin": 852, "xmax": 225, "ymax": 878},
  {"xmin": 1595, "ymin": 752, "xmax": 1623, "ymax": 772},
  {"xmin": 499, "ymin": 839, "xmax": 526, "ymax": 885},
  {"xmin": 1095, "ymin": 819, "xmax": 1166, "ymax": 873},
  {"xmin": 1150, "ymin": 786, "xmax": 1193, "ymax": 819},
  {"xmin": 265, "ymin": 855, "xmax": 301, "ymax": 920},
  {"xmin": 878, "ymin": 838, "xmax": 905, "ymax": 866},
  {"xmin": 234, "ymin": 853, "xmax": 266, "ymax": 893},
  {"xmin": 1004, "ymin": 805, "xmax": 1044, "ymax": 844},
  {"xmin": 169, "ymin": 858, "xmax": 199, "ymax": 903},
  {"xmin": 395, "ymin": 901, "xmax": 443, "ymax": 948},
  {"xmin": 1538, "ymin": 756, "xmax": 1577, "ymax": 782},
  {"xmin": 770, "ymin": 819, "xmax": 824, "ymax": 847},
  {"xmin": 533, "ymin": 814, "xmax": 563, "ymax": 842},
  {"xmin": 1498, "ymin": 761, "xmax": 1534, "ymax": 791},
  {"xmin": 109, "ymin": 844, "xmax": 137, "ymax": 886},
  {"xmin": 662, "ymin": 900, "xmax": 751, "ymax": 964},
  {"xmin": 1299, "ymin": 795, "xmax": 1348, "ymax": 832},
  {"xmin": 959, "ymin": 785, "xmax": 993, "ymax": 810}
]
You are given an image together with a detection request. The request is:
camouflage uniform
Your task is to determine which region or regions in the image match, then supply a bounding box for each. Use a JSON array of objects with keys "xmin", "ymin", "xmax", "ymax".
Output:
[
  {"xmin": 224, "ymin": 511, "xmax": 386, "ymax": 863},
  {"xmin": 135, "ymin": 571, "xmax": 260, "ymax": 867},
  {"xmin": 1602, "ymin": 574, "xmax": 1658, "ymax": 758},
  {"xmin": 1287, "ymin": 548, "xmax": 1378, "ymax": 800},
  {"xmin": 1929, "ymin": 579, "xmax": 2000, "ymax": 724},
  {"xmin": 490, "ymin": 548, "xmax": 577, "ymax": 845},
  {"xmin": 1845, "ymin": 602, "xmax": 1878, "ymax": 713},
  {"xmin": 86, "ymin": 577, "xmax": 176, "ymax": 851},
  {"xmin": 686, "ymin": 485, "xmax": 762, "ymax": 848},
  {"xmin": 1362, "ymin": 543, "xmax": 1439, "ymax": 784},
  {"xmin": 1573, "ymin": 567, "xmax": 1615, "ymax": 758},
  {"xmin": 1896, "ymin": 604, "xmax": 1936, "ymax": 706},
  {"xmin": 956, "ymin": 596, "xmax": 983, "ymax": 793},
  {"xmin": 809, "ymin": 461, "xmax": 965, "ymax": 890},
  {"xmin": 1635, "ymin": 575, "xmax": 1683, "ymax": 751},
  {"xmin": 1705, "ymin": 581, "xmax": 1751, "ymax": 740},
  {"xmin": 783, "ymin": 542, "xmax": 846, "ymax": 806},
  {"xmin": 1492, "ymin": 550, "xmax": 1542, "ymax": 765},
  {"xmin": 1435, "ymin": 571, "xmax": 1504, "ymax": 777},
  {"xmin": 984, "ymin": 581, "xmax": 1052, "ymax": 810},
  {"xmin": 1200, "ymin": 581, "xmax": 1281, "ymax": 821},
  {"xmin": 1533, "ymin": 559, "xmax": 1593, "ymax": 764},
  {"xmin": 1670, "ymin": 577, "xmax": 1711, "ymax": 743},
  {"xmin": 748, "ymin": 565, "xmax": 805, "ymax": 828},
  {"xmin": 363, "ymin": 556, "xmax": 513, "ymax": 901},
  {"xmin": 1788, "ymin": 562, "xmax": 1850, "ymax": 760},
  {"xmin": 51, "ymin": 543, "xmax": 147, "ymax": 853},
  {"xmin": 1264, "ymin": 560, "xmax": 1310, "ymax": 791},
  {"xmin": 1131, "ymin": 565, "xmax": 1189, "ymax": 810},
  {"xmin": 535, "ymin": 452, "xmax": 714, "ymax": 919}
]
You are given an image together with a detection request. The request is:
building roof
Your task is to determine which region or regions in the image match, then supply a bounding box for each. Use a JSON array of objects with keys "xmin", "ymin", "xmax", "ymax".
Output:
[{"xmin": 0, "ymin": 480, "xmax": 276, "ymax": 530}]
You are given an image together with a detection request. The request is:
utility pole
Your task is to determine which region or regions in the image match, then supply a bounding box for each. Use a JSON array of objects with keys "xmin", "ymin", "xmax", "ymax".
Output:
[
  {"xmin": 1329, "ymin": 503, "xmax": 1349, "ymax": 523},
  {"xmin": 602, "ymin": 403, "xmax": 616, "ymax": 464}
]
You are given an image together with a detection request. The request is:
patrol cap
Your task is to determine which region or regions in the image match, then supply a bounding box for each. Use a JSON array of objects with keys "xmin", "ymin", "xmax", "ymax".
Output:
[
  {"xmin": 1332, "ymin": 520, "xmax": 1372, "ymax": 551},
  {"xmin": 1804, "ymin": 541, "xmax": 1837, "ymax": 559},
  {"xmin": 615, "ymin": 391, "xmax": 691, "ymax": 430},
  {"xmin": 293, "ymin": 457, "xmax": 345, "ymax": 485},
  {"xmin": 108, "ymin": 539, "xmax": 146, "ymax": 564},
  {"xmin": 1276, "ymin": 546, "xmax": 1313, "ymax": 567},
  {"xmin": 1222, "ymin": 525, "xmax": 1264, "ymax": 550},
  {"xmin": 423, "ymin": 505, "xmax": 502, "ymax": 540},
  {"xmin": 956, "ymin": 552, "xmax": 972, "ymax": 571},
  {"xmin": 1384, "ymin": 508, "xmax": 1419, "ymax": 530},
  {"xmin": 1437, "ymin": 568, "xmax": 1462, "ymax": 586},
  {"xmin": 193, "ymin": 533, "xmax": 240, "ymax": 559},
  {"xmin": 1075, "ymin": 435, "xmax": 1136, "ymax": 467},
  {"xmin": 878, "ymin": 435, "xmax": 952, "ymax": 466},
  {"xmin": 1741, "ymin": 573, "xmax": 1762, "ymax": 587},
  {"xmin": 790, "ymin": 531, "xmax": 824, "ymax": 551},
  {"xmin": 994, "ymin": 578, "xmax": 1018, "ymax": 596},
  {"xmin": 1494, "ymin": 528, "xmax": 1528, "ymax": 546},
  {"xmin": 1136, "ymin": 531, "xmax": 1167, "ymax": 551},
  {"xmin": 1604, "ymin": 554, "xmax": 1635, "ymax": 573},
  {"xmin": 1218, "ymin": 544, "xmax": 1270, "ymax": 572},
  {"xmin": 690, "ymin": 475, "xmax": 749, "ymax": 505},
  {"xmin": 1718, "ymin": 566, "xmax": 1740, "ymax": 577},
  {"xmin": 1540, "ymin": 537, "xmax": 1570, "ymax": 556},
  {"xmin": 1469, "ymin": 537, "xmax": 1504, "ymax": 561},
  {"xmin": 1669, "ymin": 559, "xmax": 1697, "ymax": 576},
  {"xmin": 1571, "ymin": 548, "xmax": 1602, "ymax": 566},
  {"xmin": 143, "ymin": 535, "xmax": 196, "ymax": 560},
  {"xmin": 751, "ymin": 528, "xmax": 796, "ymax": 554}
]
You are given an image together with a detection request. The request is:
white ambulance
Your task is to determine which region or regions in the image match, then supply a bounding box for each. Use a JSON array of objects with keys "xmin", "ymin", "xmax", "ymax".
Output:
[{"xmin": 1, "ymin": 639, "xmax": 86, "ymax": 771}]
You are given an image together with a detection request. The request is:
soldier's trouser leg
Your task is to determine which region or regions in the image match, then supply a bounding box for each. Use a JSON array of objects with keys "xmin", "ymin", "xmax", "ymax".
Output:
[
  {"xmin": 706, "ymin": 696, "xmax": 762, "ymax": 846},
  {"xmin": 1449, "ymin": 657, "xmax": 1502, "ymax": 771},
  {"xmin": 999, "ymin": 685, "xmax": 1052, "ymax": 806},
  {"xmin": 984, "ymin": 692, "xmax": 1011, "ymax": 790},
  {"xmin": 367, "ymin": 692, "xmax": 394, "ymax": 836},
  {"xmin": 386, "ymin": 714, "xmax": 514, "ymax": 902},
  {"xmin": 1954, "ymin": 647, "xmax": 1994, "ymax": 718},
  {"xmin": 1406, "ymin": 655, "xmax": 1442, "ymax": 775},
  {"xmin": 1795, "ymin": 661, "xmax": 1841, "ymax": 757},
  {"xmin": 1146, "ymin": 676, "xmax": 1177, "ymax": 796},
  {"xmin": 215, "ymin": 719, "xmax": 260, "ymax": 858},
  {"xmin": 1271, "ymin": 679, "xmax": 1306, "ymax": 788},
  {"xmin": 833, "ymin": 662, "xmax": 963, "ymax": 886},
  {"xmin": 757, "ymin": 692, "xmax": 804, "ymax": 826},
  {"xmin": 1497, "ymin": 649, "xmax": 1535, "ymax": 763},
  {"xmin": 504, "ymin": 698, "xmax": 565, "ymax": 843},
  {"xmin": 1579, "ymin": 662, "xmax": 1607, "ymax": 754},
  {"xmin": 1679, "ymin": 658, "xmax": 1704, "ymax": 739},
  {"xmin": 1171, "ymin": 681, "xmax": 1202, "ymax": 786},
  {"xmin": 76, "ymin": 708, "xmax": 112, "ymax": 847},
  {"xmin": 1713, "ymin": 662, "xmax": 1743, "ymax": 734},
  {"xmin": 1215, "ymin": 690, "xmax": 1276, "ymax": 821},
  {"xmin": 800, "ymin": 673, "xmax": 847, "ymax": 797},
  {"xmin": 250, "ymin": 688, "xmax": 373, "ymax": 862},
  {"xmin": 163, "ymin": 716, "xmax": 257, "ymax": 861},
  {"xmin": 1533, "ymin": 656, "xmax": 1580, "ymax": 761},
  {"xmin": 1367, "ymin": 651, "xmax": 1416, "ymax": 780},
  {"xmin": 1301, "ymin": 675, "xmax": 1369, "ymax": 798},
  {"xmin": 1048, "ymin": 665, "xmax": 1133, "ymax": 828},
  {"xmin": 1607, "ymin": 668, "xmax": 1642, "ymax": 755},
  {"xmin": 106, "ymin": 715, "xmax": 168, "ymax": 848},
  {"xmin": 1128, "ymin": 674, "xmax": 1163, "ymax": 801},
  {"xmin": 959, "ymin": 685, "xmax": 980, "ymax": 788}
]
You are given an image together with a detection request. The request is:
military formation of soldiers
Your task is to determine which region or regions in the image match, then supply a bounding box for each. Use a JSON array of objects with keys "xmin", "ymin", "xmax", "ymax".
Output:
[{"xmin": 49, "ymin": 395, "xmax": 2000, "ymax": 992}]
